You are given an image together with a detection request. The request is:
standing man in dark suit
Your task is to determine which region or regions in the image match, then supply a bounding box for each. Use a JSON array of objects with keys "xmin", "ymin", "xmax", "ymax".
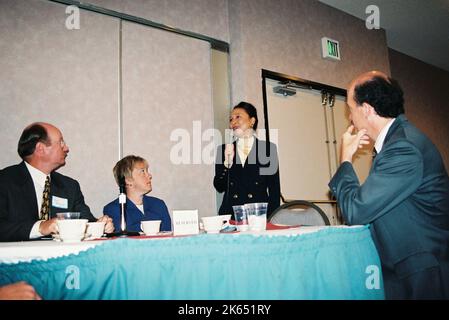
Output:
[
  {"xmin": 0, "ymin": 122, "xmax": 114, "ymax": 242},
  {"xmin": 329, "ymin": 71, "xmax": 449, "ymax": 299}
]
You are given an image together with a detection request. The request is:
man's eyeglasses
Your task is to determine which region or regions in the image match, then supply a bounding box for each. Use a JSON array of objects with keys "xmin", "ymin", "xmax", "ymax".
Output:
[
  {"xmin": 59, "ymin": 140, "xmax": 67, "ymax": 147},
  {"xmin": 45, "ymin": 139, "xmax": 66, "ymax": 148}
]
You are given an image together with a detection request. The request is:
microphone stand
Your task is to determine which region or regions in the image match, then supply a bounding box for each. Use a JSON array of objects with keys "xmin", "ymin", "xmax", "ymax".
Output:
[
  {"xmin": 226, "ymin": 151, "xmax": 231, "ymax": 213},
  {"xmin": 225, "ymin": 131, "xmax": 234, "ymax": 216},
  {"xmin": 106, "ymin": 179, "xmax": 139, "ymax": 237}
]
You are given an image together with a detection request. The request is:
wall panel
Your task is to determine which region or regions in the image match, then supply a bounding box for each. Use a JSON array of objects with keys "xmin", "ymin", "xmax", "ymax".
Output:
[
  {"xmin": 0, "ymin": 0, "xmax": 119, "ymax": 217},
  {"xmin": 90, "ymin": 0, "xmax": 230, "ymax": 42},
  {"xmin": 121, "ymin": 22, "xmax": 216, "ymax": 218}
]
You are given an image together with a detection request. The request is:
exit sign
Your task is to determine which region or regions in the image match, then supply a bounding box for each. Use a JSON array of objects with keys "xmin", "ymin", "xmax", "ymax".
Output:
[{"xmin": 321, "ymin": 37, "xmax": 341, "ymax": 61}]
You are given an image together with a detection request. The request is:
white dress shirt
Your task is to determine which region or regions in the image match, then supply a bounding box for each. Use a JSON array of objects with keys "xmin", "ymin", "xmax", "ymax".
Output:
[
  {"xmin": 25, "ymin": 162, "xmax": 49, "ymax": 238},
  {"xmin": 237, "ymin": 136, "xmax": 255, "ymax": 167},
  {"xmin": 374, "ymin": 118, "xmax": 396, "ymax": 153},
  {"xmin": 136, "ymin": 204, "xmax": 145, "ymax": 215}
]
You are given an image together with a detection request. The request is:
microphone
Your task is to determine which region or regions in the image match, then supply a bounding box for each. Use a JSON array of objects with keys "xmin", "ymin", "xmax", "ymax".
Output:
[
  {"xmin": 225, "ymin": 129, "xmax": 235, "ymax": 168},
  {"xmin": 105, "ymin": 176, "xmax": 140, "ymax": 237},
  {"xmin": 224, "ymin": 129, "xmax": 235, "ymax": 216},
  {"xmin": 225, "ymin": 128, "xmax": 237, "ymax": 144},
  {"xmin": 118, "ymin": 176, "xmax": 126, "ymax": 232}
]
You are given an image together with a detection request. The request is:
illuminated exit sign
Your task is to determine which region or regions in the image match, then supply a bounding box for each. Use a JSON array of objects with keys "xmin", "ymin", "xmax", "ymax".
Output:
[{"xmin": 321, "ymin": 37, "xmax": 341, "ymax": 61}]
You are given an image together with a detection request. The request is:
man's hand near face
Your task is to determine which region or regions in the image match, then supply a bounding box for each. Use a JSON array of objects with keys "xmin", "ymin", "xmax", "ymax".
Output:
[{"xmin": 340, "ymin": 125, "xmax": 370, "ymax": 164}]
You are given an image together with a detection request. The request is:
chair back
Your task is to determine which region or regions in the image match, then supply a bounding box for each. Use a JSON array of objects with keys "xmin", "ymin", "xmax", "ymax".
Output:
[{"xmin": 268, "ymin": 200, "xmax": 330, "ymax": 226}]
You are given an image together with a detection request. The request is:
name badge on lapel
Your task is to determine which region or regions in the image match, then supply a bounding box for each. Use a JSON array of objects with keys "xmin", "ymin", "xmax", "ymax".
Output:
[{"xmin": 52, "ymin": 196, "xmax": 68, "ymax": 209}]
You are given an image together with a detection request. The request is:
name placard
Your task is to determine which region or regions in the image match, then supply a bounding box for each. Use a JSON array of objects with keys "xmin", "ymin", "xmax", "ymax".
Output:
[{"xmin": 172, "ymin": 210, "xmax": 199, "ymax": 236}]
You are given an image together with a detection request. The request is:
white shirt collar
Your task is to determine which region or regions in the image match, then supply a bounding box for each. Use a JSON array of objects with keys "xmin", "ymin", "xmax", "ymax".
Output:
[
  {"xmin": 25, "ymin": 161, "xmax": 49, "ymax": 187},
  {"xmin": 374, "ymin": 118, "xmax": 396, "ymax": 153},
  {"xmin": 236, "ymin": 136, "xmax": 255, "ymax": 167},
  {"xmin": 237, "ymin": 135, "xmax": 255, "ymax": 148}
]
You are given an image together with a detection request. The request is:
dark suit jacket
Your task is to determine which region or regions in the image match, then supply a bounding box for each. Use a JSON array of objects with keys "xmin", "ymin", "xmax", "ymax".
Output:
[
  {"xmin": 214, "ymin": 138, "xmax": 280, "ymax": 218},
  {"xmin": 0, "ymin": 162, "xmax": 96, "ymax": 242},
  {"xmin": 329, "ymin": 115, "xmax": 449, "ymax": 297}
]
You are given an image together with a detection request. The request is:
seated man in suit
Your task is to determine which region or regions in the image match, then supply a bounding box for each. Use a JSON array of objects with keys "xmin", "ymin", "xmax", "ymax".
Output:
[
  {"xmin": 329, "ymin": 71, "xmax": 449, "ymax": 299},
  {"xmin": 103, "ymin": 155, "xmax": 171, "ymax": 233},
  {"xmin": 0, "ymin": 122, "xmax": 114, "ymax": 242}
]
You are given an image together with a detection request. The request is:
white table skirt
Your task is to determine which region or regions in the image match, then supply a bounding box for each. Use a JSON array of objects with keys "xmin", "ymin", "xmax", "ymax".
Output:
[{"xmin": 0, "ymin": 226, "xmax": 362, "ymax": 264}]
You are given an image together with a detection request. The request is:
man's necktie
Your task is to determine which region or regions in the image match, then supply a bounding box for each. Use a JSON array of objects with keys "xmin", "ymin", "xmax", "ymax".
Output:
[
  {"xmin": 372, "ymin": 148, "xmax": 378, "ymax": 160},
  {"xmin": 40, "ymin": 176, "xmax": 50, "ymax": 220}
]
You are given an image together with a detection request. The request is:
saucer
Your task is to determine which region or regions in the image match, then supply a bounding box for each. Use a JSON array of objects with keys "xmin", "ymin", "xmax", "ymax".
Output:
[
  {"xmin": 205, "ymin": 230, "xmax": 220, "ymax": 234},
  {"xmin": 60, "ymin": 238, "xmax": 84, "ymax": 243},
  {"xmin": 140, "ymin": 231, "xmax": 173, "ymax": 237},
  {"xmin": 52, "ymin": 233, "xmax": 88, "ymax": 242},
  {"xmin": 84, "ymin": 235, "xmax": 105, "ymax": 241}
]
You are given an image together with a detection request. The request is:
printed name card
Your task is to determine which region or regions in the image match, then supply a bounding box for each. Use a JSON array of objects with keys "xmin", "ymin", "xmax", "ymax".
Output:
[{"xmin": 173, "ymin": 210, "xmax": 199, "ymax": 236}]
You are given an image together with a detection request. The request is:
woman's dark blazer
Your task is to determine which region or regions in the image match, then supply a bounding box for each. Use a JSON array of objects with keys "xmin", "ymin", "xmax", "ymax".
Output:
[{"xmin": 214, "ymin": 138, "xmax": 280, "ymax": 218}]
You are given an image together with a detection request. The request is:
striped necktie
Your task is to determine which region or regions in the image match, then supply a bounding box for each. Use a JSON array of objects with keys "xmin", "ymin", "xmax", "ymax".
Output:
[{"xmin": 40, "ymin": 176, "xmax": 50, "ymax": 220}]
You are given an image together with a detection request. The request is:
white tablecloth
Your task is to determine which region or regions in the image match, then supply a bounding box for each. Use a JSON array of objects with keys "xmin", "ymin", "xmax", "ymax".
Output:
[
  {"xmin": 0, "ymin": 240, "xmax": 102, "ymax": 264},
  {"xmin": 0, "ymin": 226, "xmax": 362, "ymax": 264},
  {"xmin": 0, "ymin": 225, "xmax": 384, "ymax": 300}
]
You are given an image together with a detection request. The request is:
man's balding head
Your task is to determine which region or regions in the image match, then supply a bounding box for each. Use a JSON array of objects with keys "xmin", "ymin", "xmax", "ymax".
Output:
[
  {"xmin": 348, "ymin": 70, "xmax": 404, "ymax": 118},
  {"xmin": 350, "ymin": 71, "xmax": 389, "ymax": 88},
  {"xmin": 17, "ymin": 122, "xmax": 69, "ymax": 174},
  {"xmin": 18, "ymin": 123, "xmax": 50, "ymax": 159}
]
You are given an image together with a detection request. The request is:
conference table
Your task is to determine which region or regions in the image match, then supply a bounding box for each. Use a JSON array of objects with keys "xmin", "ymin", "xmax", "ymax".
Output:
[{"xmin": 0, "ymin": 224, "xmax": 384, "ymax": 300}]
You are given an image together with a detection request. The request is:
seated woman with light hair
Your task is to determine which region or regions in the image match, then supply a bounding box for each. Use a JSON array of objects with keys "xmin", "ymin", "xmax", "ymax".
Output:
[{"xmin": 103, "ymin": 155, "xmax": 171, "ymax": 233}]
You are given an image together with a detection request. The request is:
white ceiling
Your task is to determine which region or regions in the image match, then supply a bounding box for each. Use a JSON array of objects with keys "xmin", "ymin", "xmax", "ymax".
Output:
[{"xmin": 318, "ymin": 0, "xmax": 449, "ymax": 72}]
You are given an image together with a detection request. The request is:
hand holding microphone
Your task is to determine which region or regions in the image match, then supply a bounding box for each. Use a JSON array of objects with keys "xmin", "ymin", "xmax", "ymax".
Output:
[
  {"xmin": 224, "ymin": 129, "xmax": 235, "ymax": 168},
  {"xmin": 224, "ymin": 143, "xmax": 234, "ymax": 168}
]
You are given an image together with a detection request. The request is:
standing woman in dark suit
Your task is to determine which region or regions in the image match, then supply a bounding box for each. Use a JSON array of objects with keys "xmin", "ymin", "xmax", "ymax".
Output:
[{"xmin": 214, "ymin": 102, "xmax": 280, "ymax": 219}]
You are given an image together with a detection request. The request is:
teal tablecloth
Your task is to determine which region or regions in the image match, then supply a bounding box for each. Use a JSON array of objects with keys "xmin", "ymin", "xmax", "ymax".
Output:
[{"xmin": 0, "ymin": 226, "xmax": 384, "ymax": 299}]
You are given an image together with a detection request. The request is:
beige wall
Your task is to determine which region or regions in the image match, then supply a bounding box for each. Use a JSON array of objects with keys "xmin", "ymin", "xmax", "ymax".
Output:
[
  {"xmin": 228, "ymin": 0, "xmax": 391, "ymax": 124},
  {"xmin": 0, "ymin": 0, "xmax": 120, "ymax": 216},
  {"xmin": 89, "ymin": 0, "xmax": 230, "ymax": 42},
  {"xmin": 0, "ymin": 0, "xmax": 406, "ymax": 218},
  {"xmin": 389, "ymin": 49, "xmax": 449, "ymax": 171},
  {"xmin": 120, "ymin": 22, "xmax": 216, "ymax": 218},
  {"xmin": 0, "ymin": 0, "xmax": 216, "ymax": 218},
  {"xmin": 211, "ymin": 50, "xmax": 232, "ymax": 210}
]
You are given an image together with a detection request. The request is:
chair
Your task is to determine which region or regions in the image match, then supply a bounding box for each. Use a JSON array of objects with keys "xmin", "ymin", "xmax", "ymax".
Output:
[{"xmin": 268, "ymin": 200, "xmax": 331, "ymax": 226}]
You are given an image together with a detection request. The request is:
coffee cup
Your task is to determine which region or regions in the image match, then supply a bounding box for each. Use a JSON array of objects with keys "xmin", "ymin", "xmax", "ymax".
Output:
[
  {"xmin": 86, "ymin": 221, "xmax": 106, "ymax": 239},
  {"xmin": 56, "ymin": 219, "xmax": 88, "ymax": 242},
  {"xmin": 56, "ymin": 212, "xmax": 80, "ymax": 220},
  {"xmin": 141, "ymin": 220, "xmax": 161, "ymax": 235}
]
